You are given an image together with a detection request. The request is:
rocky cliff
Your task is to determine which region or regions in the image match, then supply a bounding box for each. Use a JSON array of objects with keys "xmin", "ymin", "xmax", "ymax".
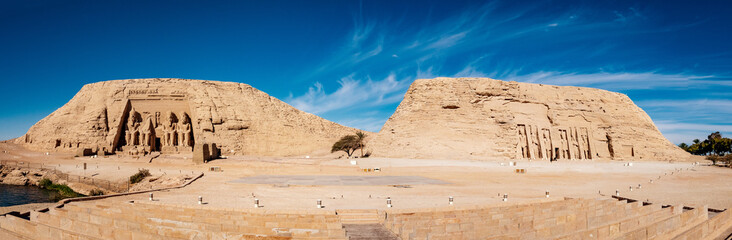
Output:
[
  {"xmin": 16, "ymin": 78, "xmax": 361, "ymax": 157},
  {"xmin": 370, "ymin": 77, "xmax": 690, "ymax": 161}
]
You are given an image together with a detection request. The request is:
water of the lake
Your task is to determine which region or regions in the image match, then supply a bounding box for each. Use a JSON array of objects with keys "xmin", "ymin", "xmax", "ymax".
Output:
[{"xmin": 0, "ymin": 184, "xmax": 59, "ymax": 207}]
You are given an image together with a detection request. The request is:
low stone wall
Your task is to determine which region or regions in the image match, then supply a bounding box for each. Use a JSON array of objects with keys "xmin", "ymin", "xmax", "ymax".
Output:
[
  {"xmin": 383, "ymin": 197, "xmax": 570, "ymax": 239},
  {"xmin": 382, "ymin": 197, "xmax": 716, "ymax": 240},
  {"xmin": 29, "ymin": 200, "xmax": 345, "ymax": 239},
  {"xmin": 130, "ymin": 201, "xmax": 346, "ymax": 238},
  {"xmin": 673, "ymin": 209, "xmax": 732, "ymax": 240},
  {"xmin": 0, "ymin": 214, "xmax": 99, "ymax": 240}
]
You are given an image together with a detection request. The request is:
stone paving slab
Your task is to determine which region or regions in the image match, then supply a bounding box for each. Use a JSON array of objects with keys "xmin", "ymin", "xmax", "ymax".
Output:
[{"xmin": 229, "ymin": 175, "xmax": 450, "ymax": 186}]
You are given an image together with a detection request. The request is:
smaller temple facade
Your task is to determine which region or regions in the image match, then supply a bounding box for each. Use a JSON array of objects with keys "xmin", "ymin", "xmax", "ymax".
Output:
[{"xmin": 516, "ymin": 124, "xmax": 598, "ymax": 161}]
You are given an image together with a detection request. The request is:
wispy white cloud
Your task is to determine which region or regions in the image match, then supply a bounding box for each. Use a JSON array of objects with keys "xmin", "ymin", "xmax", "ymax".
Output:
[
  {"xmin": 638, "ymin": 99, "xmax": 732, "ymax": 110},
  {"xmin": 655, "ymin": 120, "xmax": 732, "ymax": 144},
  {"xmin": 453, "ymin": 57, "xmax": 490, "ymax": 78},
  {"xmin": 424, "ymin": 31, "xmax": 470, "ymax": 50},
  {"xmin": 656, "ymin": 121, "xmax": 732, "ymax": 133},
  {"xmin": 287, "ymin": 0, "xmax": 728, "ymax": 137},
  {"xmin": 286, "ymin": 73, "xmax": 411, "ymax": 115},
  {"xmin": 500, "ymin": 71, "xmax": 719, "ymax": 90},
  {"xmin": 338, "ymin": 116, "xmax": 389, "ymax": 133}
]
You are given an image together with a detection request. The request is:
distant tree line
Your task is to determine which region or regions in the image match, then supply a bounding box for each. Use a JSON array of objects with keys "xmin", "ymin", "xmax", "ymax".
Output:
[{"xmin": 678, "ymin": 132, "xmax": 732, "ymax": 165}]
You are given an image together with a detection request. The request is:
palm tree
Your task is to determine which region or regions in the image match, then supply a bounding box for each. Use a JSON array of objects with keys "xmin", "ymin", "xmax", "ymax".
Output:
[{"xmin": 355, "ymin": 131, "xmax": 367, "ymax": 157}]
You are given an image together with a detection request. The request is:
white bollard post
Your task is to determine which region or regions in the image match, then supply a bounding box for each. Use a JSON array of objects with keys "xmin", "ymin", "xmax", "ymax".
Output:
[{"xmin": 387, "ymin": 197, "xmax": 392, "ymax": 208}]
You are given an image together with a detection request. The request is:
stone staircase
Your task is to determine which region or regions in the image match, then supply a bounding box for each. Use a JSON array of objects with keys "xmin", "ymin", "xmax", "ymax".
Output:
[
  {"xmin": 336, "ymin": 209, "xmax": 381, "ymax": 224},
  {"xmin": 336, "ymin": 209, "xmax": 398, "ymax": 240},
  {"xmin": 342, "ymin": 224, "xmax": 399, "ymax": 240}
]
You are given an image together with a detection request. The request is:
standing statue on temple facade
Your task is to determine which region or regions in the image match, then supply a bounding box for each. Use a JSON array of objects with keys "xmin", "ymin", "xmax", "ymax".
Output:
[
  {"xmin": 517, "ymin": 126, "xmax": 528, "ymax": 159},
  {"xmin": 178, "ymin": 112, "xmax": 192, "ymax": 147},
  {"xmin": 125, "ymin": 108, "xmax": 140, "ymax": 146},
  {"xmin": 541, "ymin": 129, "xmax": 553, "ymax": 161},
  {"xmin": 559, "ymin": 130, "xmax": 568, "ymax": 159},
  {"xmin": 531, "ymin": 127, "xmax": 541, "ymax": 159}
]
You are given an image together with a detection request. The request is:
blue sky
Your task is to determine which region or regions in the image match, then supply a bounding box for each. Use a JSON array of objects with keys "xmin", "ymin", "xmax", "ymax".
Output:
[{"xmin": 1, "ymin": 0, "xmax": 731, "ymax": 144}]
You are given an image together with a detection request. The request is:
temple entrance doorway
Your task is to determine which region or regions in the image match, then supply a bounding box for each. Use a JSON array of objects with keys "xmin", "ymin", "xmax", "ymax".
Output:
[{"xmin": 155, "ymin": 137, "xmax": 161, "ymax": 152}]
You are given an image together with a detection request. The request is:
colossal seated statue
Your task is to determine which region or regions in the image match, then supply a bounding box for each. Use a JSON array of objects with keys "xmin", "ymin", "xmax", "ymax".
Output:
[{"xmin": 178, "ymin": 112, "xmax": 192, "ymax": 147}]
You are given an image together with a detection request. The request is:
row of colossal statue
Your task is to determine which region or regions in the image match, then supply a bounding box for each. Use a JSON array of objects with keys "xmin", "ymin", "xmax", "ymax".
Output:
[{"xmin": 123, "ymin": 108, "xmax": 192, "ymax": 150}]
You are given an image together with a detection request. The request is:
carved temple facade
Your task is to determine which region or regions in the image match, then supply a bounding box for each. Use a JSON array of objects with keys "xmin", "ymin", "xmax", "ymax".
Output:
[
  {"xmin": 111, "ymin": 90, "xmax": 197, "ymax": 155},
  {"xmin": 516, "ymin": 124, "xmax": 634, "ymax": 161}
]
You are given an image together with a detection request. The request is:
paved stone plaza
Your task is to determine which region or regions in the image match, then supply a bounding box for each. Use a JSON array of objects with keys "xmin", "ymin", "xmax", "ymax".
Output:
[{"xmin": 229, "ymin": 175, "xmax": 449, "ymax": 186}]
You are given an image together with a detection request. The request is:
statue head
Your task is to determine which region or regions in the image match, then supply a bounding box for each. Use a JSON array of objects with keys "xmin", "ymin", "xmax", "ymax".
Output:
[
  {"xmin": 128, "ymin": 108, "xmax": 138, "ymax": 124},
  {"xmin": 179, "ymin": 112, "xmax": 190, "ymax": 124},
  {"xmin": 166, "ymin": 111, "xmax": 177, "ymax": 125}
]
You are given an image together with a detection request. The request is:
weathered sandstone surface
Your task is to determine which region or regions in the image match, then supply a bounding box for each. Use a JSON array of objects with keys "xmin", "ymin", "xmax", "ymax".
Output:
[
  {"xmin": 370, "ymin": 77, "xmax": 690, "ymax": 161},
  {"xmin": 0, "ymin": 165, "xmax": 54, "ymax": 186},
  {"xmin": 15, "ymin": 78, "xmax": 360, "ymax": 157}
]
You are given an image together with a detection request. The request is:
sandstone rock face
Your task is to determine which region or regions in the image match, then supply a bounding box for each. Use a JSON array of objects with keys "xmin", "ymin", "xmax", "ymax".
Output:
[
  {"xmin": 1, "ymin": 169, "xmax": 30, "ymax": 185},
  {"xmin": 370, "ymin": 77, "xmax": 690, "ymax": 161},
  {"xmin": 16, "ymin": 78, "xmax": 360, "ymax": 157}
]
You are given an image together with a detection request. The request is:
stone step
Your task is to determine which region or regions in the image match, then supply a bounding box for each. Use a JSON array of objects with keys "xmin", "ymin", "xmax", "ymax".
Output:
[
  {"xmin": 343, "ymin": 223, "xmax": 398, "ymax": 240},
  {"xmin": 337, "ymin": 210, "xmax": 381, "ymax": 224}
]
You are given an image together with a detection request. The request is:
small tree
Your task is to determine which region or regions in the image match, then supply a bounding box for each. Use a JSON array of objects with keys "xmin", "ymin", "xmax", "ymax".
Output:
[
  {"xmin": 332, "ymin": 135, "xmax": 361, "ymax": 158},
  {"xmin": 355, "ymin": 131, "xmax": 367, "ymax": 157}
]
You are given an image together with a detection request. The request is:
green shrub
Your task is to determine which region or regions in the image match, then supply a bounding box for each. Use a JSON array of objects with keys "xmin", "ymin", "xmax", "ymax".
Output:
[
  {"xmin": 129, "ymin": 169, "xmax": 151, "ymax": 184},
  {"xmin": 39, "ymin": 179, "xmax": 83, "ymax": 200},
  {"xmin": 51, "ymin": 184, "xmax": 81, "ymax": 197},
  {"xmin": 38, "ymin": 178, "xmax": 52, "ymax": 188},
  {"xmin": 88, "ymin": 189, "xmax": 105, "ymax": 196}
]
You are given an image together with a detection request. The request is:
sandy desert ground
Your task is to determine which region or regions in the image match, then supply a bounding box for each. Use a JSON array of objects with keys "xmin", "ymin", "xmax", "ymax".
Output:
[{"xmin": 1, "ymin": 142, "xmax": 730, "ymax": 213}]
